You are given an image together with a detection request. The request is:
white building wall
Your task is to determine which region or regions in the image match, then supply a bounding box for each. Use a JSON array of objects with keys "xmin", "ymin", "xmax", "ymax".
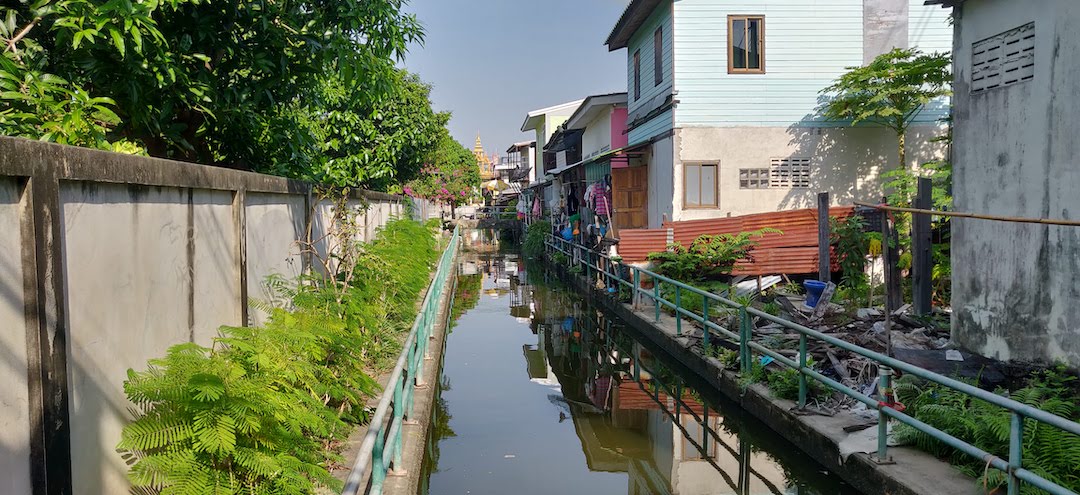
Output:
[
  {"xmin": 950, "ymin": 0, "xmax": 1080, "ymax": 368},
  {"xmin": 673, "ymin": 125, "xmax": 946, "ymax": 220},
  {"xmin": 581, "ymin": 109, "xmax": 614, "ymax": 159}
]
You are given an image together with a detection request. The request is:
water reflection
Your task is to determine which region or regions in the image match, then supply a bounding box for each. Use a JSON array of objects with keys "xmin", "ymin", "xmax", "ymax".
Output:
[{"xmin": 420, "ymin": 232, "xmax": 857, "ymax": 495}]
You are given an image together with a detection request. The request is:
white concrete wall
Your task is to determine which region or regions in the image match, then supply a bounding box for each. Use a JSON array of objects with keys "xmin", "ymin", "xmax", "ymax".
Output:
[
  {"xmin": 951, "ymin": 0, "xmax": 1080, "ymax": 368},
  {"xmin": 581, "ymin": 109, "xmax": 614, "ymax": 159},
  {"xmin": 62, "ymin": 183, "xmax": 195, "ymax": 494},
  {"xmin": 245, "ymin": 192, "xmax": 306, "ymax": 322},
  {"xmin": 193, "ymin": 189, "xmax": 241, "ymax": 342},
  {"xmin": 0, "ymin": 138, "xmax": 410, "ymax": 494},
  {"xmin": 0, "ymin": 178, "xmax": 31, "ymax": 495},
  {"xmin": 672, "ymin": 125, "xmax": 947, "ymax": 220}
]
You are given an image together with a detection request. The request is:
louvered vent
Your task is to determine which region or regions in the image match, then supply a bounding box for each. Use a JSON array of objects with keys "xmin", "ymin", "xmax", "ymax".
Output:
[
  {"xmin": 769, "ymin": 157, "xmax": 811, "ymax": 188},
  {"xmin": 972, "ymin": 22, "xmax": 1035, "ymax": 93}
]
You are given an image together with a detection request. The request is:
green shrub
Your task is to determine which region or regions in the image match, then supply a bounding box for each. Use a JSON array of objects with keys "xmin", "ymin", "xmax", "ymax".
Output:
[
  {"xmin": 647, "ymin": 229, "xmax": 779, "ymax": 282},
  {"xmin": 658, "ymin": 280, "xmax": 730, "ymax": 316},
  {"xmin": 119, "ymin": 218, "xmax": 440, "ymax": 494},
  {"xmin": 764, "ymin": 358, "xmax": 824, "ymax": 401},
  {"xmin": 894, "ymin": 365, "xmax": 1080, "ymax": 494},
  {"xmin": 523, "ymin": 220, "xmax": 551, "ymax": 259},
  {"xmin": 831, "ymin": 215, "xmax": 869, "ymax": 288},
  {"xmin": 704, "ymin": 344, "xmax": 739, "ymax": 370}
]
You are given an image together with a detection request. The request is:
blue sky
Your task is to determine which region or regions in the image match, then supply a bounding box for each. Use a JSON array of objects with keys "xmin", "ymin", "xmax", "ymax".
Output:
[{"xmin": 401, "ymin": 0, "xmax": 630, "ymax": 157}]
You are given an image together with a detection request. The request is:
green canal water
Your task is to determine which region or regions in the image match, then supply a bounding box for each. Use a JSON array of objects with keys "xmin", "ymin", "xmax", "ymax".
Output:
[{"xmin": 418, "ymin": 230, "xmax": 861, "ymax": 495}]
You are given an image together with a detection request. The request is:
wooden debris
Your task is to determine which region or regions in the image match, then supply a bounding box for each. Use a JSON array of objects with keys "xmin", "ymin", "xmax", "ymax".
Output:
[{"xmin": 827, "ymin": 350, "xmax": 852, "ymax": 383}]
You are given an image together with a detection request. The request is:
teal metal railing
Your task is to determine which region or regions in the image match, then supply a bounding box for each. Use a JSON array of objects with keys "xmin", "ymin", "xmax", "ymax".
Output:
[
  {"xmin": 342, "ymin": 226, "xmax": 460, "ymax": 495},
  {"xmin": 545, "ymin": 234, "xmax": 1080, "ymax": 495}
]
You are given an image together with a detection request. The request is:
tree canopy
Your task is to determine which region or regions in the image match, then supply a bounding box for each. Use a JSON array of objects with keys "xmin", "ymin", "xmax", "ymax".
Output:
[
  {"xmin": 405, "ymin": 132, "xmax": 481, "ymax": 210},
  {"xmin": 0, "ymin": 0, "xmax": 447, "ymax": 190},
  {"xmin": 819, "ymin": 48, "xmax": 951, "ymax": 168}
]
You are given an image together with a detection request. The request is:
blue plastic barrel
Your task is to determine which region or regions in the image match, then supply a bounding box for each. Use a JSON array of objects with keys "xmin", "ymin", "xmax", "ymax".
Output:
[{"xmin": 803, "ymin": 280, "xmax": 827, "ymax": 308}]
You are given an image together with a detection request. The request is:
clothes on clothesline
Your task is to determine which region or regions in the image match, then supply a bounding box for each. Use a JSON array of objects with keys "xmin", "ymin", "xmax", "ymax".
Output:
[{"xmin": 583, "ymin": 181, "xmax": 611, "ymax": 217}]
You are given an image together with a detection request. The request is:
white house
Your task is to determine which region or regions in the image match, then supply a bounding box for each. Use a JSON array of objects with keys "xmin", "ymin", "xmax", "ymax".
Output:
[{"xmin": 605, "ymin": 0, "xmax": 953, "ymax": 227}]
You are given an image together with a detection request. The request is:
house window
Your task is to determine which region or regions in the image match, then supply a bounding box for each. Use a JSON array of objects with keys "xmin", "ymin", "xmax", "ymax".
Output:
[
  {"xmin": 654, "ymin": 27, "xmax": 664, "ymax": 86},
  {"xmin": 684, "ymin": 163, "xmax": 718, "ymax": 208},
  {"xmin": 739, "ymin": 168, "xmax": 769, "ymax": 189},
  {"xmin": 769, "ymin": 157, "xmax": 811, "ymax": 188},
  {"xmin": 633, "ymin": 50, "xmax": 641, "ymax": 101},
  {"xmin": 972, "ymin": 22, "xmax": 1034, "ymax": 93},
  {"xmin": 728, "ymin": 15, "xmax": 764, "ymax": 74}
]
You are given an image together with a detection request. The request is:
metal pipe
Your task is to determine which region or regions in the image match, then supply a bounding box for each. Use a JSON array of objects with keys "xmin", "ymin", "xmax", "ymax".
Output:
[
  {"xmin": 877, "ymin": 367, "xmax": 893, "ymax": 462},
  {"xmin": 798, "ymin": 334, "xmax": 808, "ymax": 409},
  {"xmin": 702, "ymin": 296, "xmax": 710, "ymax": 350},
  {"xmin": 675, "ymin": 286, "xmax": 682, "ymax": 335},
  {"xmin": 1009, "ymin": 412, "xmax": 1023, "ymax": 495},
  {"xmin": 854, "ymin": 200, "xmax": 1080, "ymax": 227}
]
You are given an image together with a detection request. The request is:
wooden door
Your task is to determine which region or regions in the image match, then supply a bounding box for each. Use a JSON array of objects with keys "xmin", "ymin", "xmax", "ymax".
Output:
[{"xmin": 612, "ymin": 167, "xmax": 648, "ymax": 231}]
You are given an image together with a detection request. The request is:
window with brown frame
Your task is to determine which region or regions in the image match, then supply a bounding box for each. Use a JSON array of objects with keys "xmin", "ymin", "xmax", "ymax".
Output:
[
  {"xmin": 728, "ymin": 15, "xmax": 764, "ymax": 74},
  {"xmin": 633, "ymin": 50, "xmax": 641, "ymax": 100},
  {"xmin": 684, "ymin": 163, "xmax": 718, "ymax": 208}
]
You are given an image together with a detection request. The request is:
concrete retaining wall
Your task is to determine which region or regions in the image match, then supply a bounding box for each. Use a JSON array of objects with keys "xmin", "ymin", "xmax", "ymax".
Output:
[{"xmin": 0, "ymin": 137, "xmax": 416, "ymax": 495}]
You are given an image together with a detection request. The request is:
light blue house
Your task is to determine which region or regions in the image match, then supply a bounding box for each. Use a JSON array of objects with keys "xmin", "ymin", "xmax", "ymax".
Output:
[{"xmin": 605, "ymin": 0, "xmax": 952, "ymax": 227}]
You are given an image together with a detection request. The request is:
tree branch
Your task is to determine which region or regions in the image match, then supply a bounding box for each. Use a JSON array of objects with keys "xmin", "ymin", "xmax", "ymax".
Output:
[{"xmin": 5, "ymin": 17, "xmax": 41, "ymax": 61}]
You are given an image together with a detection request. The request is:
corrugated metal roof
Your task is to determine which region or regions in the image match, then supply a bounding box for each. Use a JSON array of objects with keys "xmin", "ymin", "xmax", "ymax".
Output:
[
  {"xmin": 616, "ymin": 206, "xmax": 855, "ymax": 276},
  {"xmin": 616, "ymin": 229, "xmax": 668, "ymax": 263}
]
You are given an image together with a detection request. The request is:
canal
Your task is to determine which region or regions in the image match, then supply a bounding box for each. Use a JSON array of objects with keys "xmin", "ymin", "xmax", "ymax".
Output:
[{"xmin": 418, "ymin": 230, "xmax": 861, "ymax": 495}]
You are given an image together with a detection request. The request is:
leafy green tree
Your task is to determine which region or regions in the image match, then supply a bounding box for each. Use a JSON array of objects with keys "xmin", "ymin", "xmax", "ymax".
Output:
[
  {"xmin": 405, "ymin": 132, "xmax": 480, "ymax": 213},
  {"xmin": 819, "ymin": 48, "xmax": 951, "ymax": 171},
  {"xmin": 262, "ymin": 70, "xmax": 448, "ymax": 189},
  {"xmin": 1, "ymin": 0, "xmax": 428, "ymax": 185}
]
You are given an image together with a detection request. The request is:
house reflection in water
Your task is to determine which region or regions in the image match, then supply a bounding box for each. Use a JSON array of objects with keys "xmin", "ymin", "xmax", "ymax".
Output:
[{"xmin": 525, "ymin": 299, "xmax": 824, "ymax": 495}]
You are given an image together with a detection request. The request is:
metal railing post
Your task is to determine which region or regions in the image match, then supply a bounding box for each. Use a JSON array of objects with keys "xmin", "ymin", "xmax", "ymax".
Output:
[
  {"xmin": 739, "ymin": 307, "xmax": 751, "ymax": 374},
  {"xmin": 1009, "ymin": 412, "xmax": 1023, "ymax": 495},
  {"xmin": 654, "ymin": 282, "xmax": 661, "ymax": 322},
  {"xmin": 393, "ymin": 403, "xmax": 404, "ymax": 469},
  {"xmin": 633, "ymin": 270, "xmax": 641, "ymax": 309},
  {"xmin": 371, "ymin": 425, "xmax": 386, "ymax": 491},
  {"xmin": 876, "ymin": 366, "xmax": 893, "ymax": 463},
  {"xmin": 798, "ymin": 334, "xmax": 808, "ymax": 409},
  {"xmin": 675, "ymin": 286, "xmax": 682, "ymax": 336},
  {"xmin": 585, "ymin": 250, "xmax": 592, "ymax": 282},
  {"xmin": 702, "ymin": 296, "xmax": 710, "ymax": 350}
]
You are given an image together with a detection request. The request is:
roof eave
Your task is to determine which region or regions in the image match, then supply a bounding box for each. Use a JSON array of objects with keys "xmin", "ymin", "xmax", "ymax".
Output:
[
  {"xmin": 521, "ymin": 114, "xmax": 542, "ymax": 133},
  {"xmin": 565, "ymin": 93, "xmax": 628, "ymax": 130},
  {"xmin": 605, "ymin": 0, "xmax": 665, "ymax": 51}
]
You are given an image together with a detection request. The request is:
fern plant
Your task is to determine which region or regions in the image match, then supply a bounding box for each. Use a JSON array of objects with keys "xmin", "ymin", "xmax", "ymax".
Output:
[
  {"xmin": 120, "ymin": 341, "xmax": 340, "ymax": 495},
  {"xmin": 119, "ymin": 218, "xmax": 441, "ymax": 494},
  {"xmin": 894, "ymin": 365, "xmax": 1080, "ymax": 494}
]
